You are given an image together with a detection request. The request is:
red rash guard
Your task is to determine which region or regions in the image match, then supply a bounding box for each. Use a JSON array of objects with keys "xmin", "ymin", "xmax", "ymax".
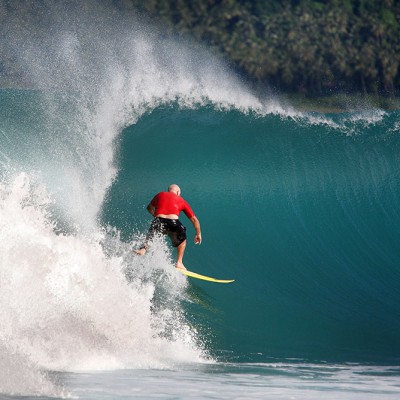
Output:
[{"xmin": 150, "ymin": 192, "xmax": 195, "ymax": 219}]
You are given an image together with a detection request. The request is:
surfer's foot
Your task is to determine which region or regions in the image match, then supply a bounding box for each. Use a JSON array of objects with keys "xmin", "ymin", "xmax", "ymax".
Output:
[
  {"xmin": 133, "ymin": 247, "xmax": 146, "ymax": 256},
  {"xmin": 176, "ymin": 261, "xmax": 187, "ymax": 270}
]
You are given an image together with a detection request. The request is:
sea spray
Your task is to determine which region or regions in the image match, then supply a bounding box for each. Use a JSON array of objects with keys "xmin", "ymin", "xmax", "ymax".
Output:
[
  {"xmin": 1, "ymin": 0, "xmax": 268, "ymax": 378},
  {"xmin": 0, "ymin": 2, "xmax": 269, "ymax": 380},
  {"xmin": 0, "ymin": 342, "xmax": 66, "ymax": 397},
  {"xmin": 0, "ymin": 1, "xmax": 269, "ymax": 392},
  {"xmin": 0, "ymin": 173, "xmax": 206, "ymax": 396},
  {"xmin": 0, "ymin": 0, "xmax": 277, "ymax": 232}
]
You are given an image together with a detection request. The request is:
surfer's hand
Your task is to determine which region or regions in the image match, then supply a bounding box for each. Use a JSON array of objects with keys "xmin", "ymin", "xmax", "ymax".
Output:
[{"xmin": 194, "ymin": 234, "xmax": 202, "ymax": 245}]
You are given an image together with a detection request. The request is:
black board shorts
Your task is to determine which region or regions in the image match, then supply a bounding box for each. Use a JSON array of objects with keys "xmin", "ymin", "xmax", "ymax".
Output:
[{"xmin": 146, "ymin": 217, "xmax": 187, "ymax": 247}]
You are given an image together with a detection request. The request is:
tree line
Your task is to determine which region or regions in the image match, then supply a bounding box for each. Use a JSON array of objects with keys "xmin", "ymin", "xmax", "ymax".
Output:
[{"xmin": 128, "ymin": 0, "xmax": 400, "ymax": 96}]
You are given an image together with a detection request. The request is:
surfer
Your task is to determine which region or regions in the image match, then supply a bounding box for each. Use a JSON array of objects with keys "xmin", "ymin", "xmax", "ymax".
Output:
[{"xmin": 134, "ymin": 184, "xmax": 202, "ymax": 270}]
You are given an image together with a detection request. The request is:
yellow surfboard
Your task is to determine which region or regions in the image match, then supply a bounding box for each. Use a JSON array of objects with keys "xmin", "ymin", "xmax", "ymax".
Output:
[{"xmin": 178, "ymin": 269, "xmax": 235, "ymax": 284}]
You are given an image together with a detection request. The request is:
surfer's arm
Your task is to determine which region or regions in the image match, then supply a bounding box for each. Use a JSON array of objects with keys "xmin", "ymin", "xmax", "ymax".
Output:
[
  {"xmin": 190, "ymin": 216, "xmax": 202, "ymax": 245},
  {"xmin": 147, "ymin": 203, "xmax": 156, "ymax": 217}
]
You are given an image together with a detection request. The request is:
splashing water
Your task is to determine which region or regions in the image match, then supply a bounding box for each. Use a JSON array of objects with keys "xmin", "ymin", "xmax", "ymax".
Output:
[{"xmin": 0, "ymin": 0, "xmax": 265, "ymax": 394}]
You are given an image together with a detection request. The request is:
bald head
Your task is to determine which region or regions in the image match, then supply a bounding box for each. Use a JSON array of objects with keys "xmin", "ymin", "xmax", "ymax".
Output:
[{"xmin": 168, "ymin": 184, "xmax": 181, "ymax": 196}]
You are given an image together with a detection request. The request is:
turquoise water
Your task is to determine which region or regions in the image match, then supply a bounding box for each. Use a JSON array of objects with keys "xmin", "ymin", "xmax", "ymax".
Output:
[
  {"xmin": 0, "ymin": 0, "xmax": 399, "ymax": 398},
  {"xmin": 103, "ymin": 106, "xmax": 400, "ymax": 364}
]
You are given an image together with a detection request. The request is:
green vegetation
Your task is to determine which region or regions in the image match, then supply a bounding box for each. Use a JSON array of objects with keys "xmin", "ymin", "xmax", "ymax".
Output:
[
  {"xmin": 0, "ymin": 0, "xmax": 398, "ymax": 102},
  {"xmin": 128, "ymin": 0, "xmax": 400, "ymax": 97}
]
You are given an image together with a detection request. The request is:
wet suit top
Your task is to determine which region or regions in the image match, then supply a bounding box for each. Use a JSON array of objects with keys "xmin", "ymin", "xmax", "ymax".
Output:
[
  {"xmin": 145, "ymin": 192, "xmax": 195, "ymax": 247},
  {"xmin": 150, "ymin": 192, "xmax": 195, "ymax": 219}
]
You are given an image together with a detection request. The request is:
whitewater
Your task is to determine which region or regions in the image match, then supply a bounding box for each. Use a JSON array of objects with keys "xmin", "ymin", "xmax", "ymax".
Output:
[{"xmin": 0, "ymin": 1, "xmax": 399, "ymax": 398}]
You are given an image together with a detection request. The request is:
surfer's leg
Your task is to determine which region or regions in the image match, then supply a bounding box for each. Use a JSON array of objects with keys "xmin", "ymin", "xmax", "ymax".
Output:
[
  {"xmin": 176, "ymin": 240, "xmax": 187, "ymax": 270},
  {"xmin": 133, "ymin": 218, "xmax": 163, "ymax": 255},
  {"xmin": 165, "ymin": 220, "xmax": 187, "ymax": 269},
  {"xmin": 133, "ymin": 247, "xmax": 147, "ymax": 256}
]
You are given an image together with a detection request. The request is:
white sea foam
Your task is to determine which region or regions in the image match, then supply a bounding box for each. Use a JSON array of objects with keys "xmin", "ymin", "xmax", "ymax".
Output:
[{"xmin": 0, "ymin": 173, "xmax": 205, "ymax": 395}]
